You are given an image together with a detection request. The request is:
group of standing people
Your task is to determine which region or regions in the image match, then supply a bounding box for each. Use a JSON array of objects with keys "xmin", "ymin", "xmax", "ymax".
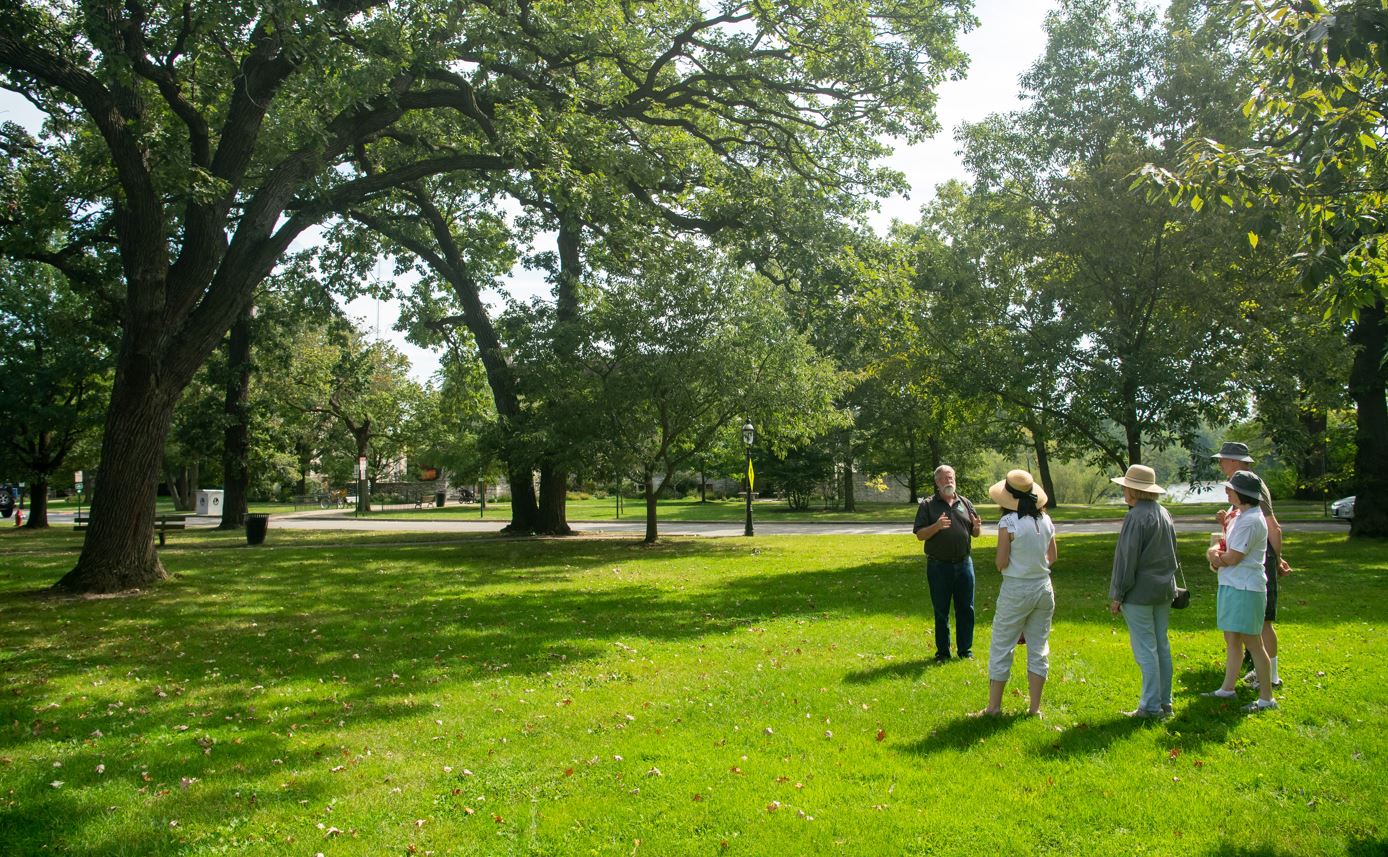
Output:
[{"xmin": 912, "ymin": 442, "xmax": 1290, "ymax": 718}]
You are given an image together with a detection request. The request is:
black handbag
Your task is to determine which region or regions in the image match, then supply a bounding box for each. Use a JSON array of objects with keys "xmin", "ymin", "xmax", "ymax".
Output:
[{"xmin": 1172, "ymin": 561, "xmax": 1190, "ymax": 609}]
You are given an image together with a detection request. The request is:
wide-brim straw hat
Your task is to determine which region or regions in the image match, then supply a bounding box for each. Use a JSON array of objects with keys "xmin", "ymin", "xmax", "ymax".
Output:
[
  {"xmin": 1211, "ymin": 441, "xmax": 1255, "ymax": 463},
  {"xmin": 1110, "ymin": 464, "xmax": 1166, "ymax": 494},
  {"xmin": 988, "ymin": 469, "xmax": 1048, "ymax": 511}
]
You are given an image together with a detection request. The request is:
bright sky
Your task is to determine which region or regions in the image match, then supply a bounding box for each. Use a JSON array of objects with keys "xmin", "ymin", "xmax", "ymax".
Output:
[{"xmin": 0, "ymin": 0, "xmax": 1060, "ymax": 382}]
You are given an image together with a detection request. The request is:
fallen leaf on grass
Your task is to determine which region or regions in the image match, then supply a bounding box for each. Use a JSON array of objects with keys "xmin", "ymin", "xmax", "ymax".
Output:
[{"xmin": 876, "ymin": 729, "xmax": 886, "ymax": 742}]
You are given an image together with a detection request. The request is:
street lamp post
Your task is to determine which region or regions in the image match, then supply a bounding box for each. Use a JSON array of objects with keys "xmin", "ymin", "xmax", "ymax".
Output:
[{"xmin": 743, "ymin": 420, "xmax": 755, "ymax": 537}]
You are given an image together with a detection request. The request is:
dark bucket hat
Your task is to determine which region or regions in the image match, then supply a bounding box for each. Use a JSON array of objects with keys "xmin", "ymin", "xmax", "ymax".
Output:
[{"xmin": 1211, "ymin": 441, "xmax": 1255, "ymax": 463}]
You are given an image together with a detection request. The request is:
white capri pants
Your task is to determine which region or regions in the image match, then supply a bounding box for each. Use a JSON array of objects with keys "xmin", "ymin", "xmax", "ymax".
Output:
[{"xmin": 988, "ymin": 576, "xmax": 1056, "ymax": 682}]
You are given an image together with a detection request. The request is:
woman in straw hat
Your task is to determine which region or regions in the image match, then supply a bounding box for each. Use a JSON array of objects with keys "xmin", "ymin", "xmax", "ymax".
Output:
[
  {"xmin": 978, "ymin": 469, "xmax": 1057, "ymax": 717},
  {"xmin": 1108, "ymin": 465, "xmax": 1179, "ymax": 719},
  {"xmin": 1203, "ymin": 471, "xmax": 1278, "ymax": 712}
]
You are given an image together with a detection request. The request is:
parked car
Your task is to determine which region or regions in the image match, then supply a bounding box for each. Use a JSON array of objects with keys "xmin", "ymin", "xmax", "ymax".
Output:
[{"xmin": 1331, "ymin": 496, "xmax": 1356, "ymax": 521}]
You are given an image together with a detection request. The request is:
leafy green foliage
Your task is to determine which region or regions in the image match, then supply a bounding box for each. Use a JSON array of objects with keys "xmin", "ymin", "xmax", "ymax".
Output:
[{"xmin": 0, "ymin": 263, "xmax": 113, "ymax": 504}]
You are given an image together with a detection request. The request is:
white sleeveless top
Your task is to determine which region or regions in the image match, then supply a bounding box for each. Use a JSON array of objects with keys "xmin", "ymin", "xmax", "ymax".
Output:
[{"xmin": 998, "ymin": 512, "xmax": 1055, "ymax": 580}]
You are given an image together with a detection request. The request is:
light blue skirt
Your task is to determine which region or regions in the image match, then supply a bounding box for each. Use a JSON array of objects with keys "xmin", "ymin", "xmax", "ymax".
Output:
[{"xmin": 1217, "ymin": 585, "xmax": 1266, "ymax": 636}]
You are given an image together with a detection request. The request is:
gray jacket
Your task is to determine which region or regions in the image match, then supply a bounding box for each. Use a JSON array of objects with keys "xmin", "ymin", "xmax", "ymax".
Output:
[{"xmin": 1109, "ymin": 500, "xmax": 1179, "ymax": 605}]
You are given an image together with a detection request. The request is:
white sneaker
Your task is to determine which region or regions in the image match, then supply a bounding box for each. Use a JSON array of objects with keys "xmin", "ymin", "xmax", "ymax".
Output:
[
  {"xmin": 1201, "ymin": 688, "xmax": 1236, "ymax": 699},
  {"xmin": 1242, "ymin": 698, "xmax": 1278, "ymax": 713},
  {"xmin": 1243, "ymin": 669, "xmax": 1258, "ymax": 686}
]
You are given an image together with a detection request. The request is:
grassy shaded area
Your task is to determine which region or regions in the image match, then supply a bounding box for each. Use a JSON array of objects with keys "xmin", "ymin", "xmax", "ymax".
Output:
[
  {"xmin": 0, "ymin": 528, "xmax": 1382, "ymax": 855},
  {"xmin": 363, "ymin": 496, "xmax": 1339, "ymax": 524}
]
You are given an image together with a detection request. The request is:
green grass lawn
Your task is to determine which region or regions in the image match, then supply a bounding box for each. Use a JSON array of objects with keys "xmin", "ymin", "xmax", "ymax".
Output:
[
  {"xmin": 363, "ymin": 496, "xmax": 1339, "ymax": 524},
  {"xmin": 1, "ymin": 527, "xmax": 1382, "ymax": 855}
]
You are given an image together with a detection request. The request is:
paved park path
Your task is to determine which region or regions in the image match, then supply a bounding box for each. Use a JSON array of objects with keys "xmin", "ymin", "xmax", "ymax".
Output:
[
  {"xmin": 255, "ymin": 509, "xmax": 1349, "ymax": 537},
  {"xmin": 38, "ymin": 510, "xmax": 1346, "ymax": 537}
]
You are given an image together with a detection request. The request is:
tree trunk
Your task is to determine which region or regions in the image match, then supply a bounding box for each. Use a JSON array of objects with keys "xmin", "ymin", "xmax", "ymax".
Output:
[
  {"xmin": 643, "ymin": 470, "xmax": 659, "ymax": 544},
  {"xmin": 907, "ymin": 426, "xmax": 919, "ymax": 503},
  {"xmin": 1029, "ymin": 417, "xmax": 1058, "ymax": 509},
  {"xmin": 354, "ymin": 432, "xmax": 370, "ymax": 516},
  {"xmin": 1124, "ymin": 422, "xmax": 1142, "ymax": 467},
  {"xmin": 165, "ymin": 464, "xmax": 185, "ymax": 512},
  {"xmin": 187, "ymin": 460, "xmax": 200, "ymax": 510},
  {"xmin": 55, "ymin": 373, "xmax": 177, "ymax": 593},
  {"xmin": 405, "ymin": 194, "xmax": 541, "ymax": 534},
  {"xmin": 295, "ymin": 440, "xmax": 313, "ymax": 497},
  {"xmin": 219, "ymin": 307, "xmax": 253, "ymax": 529},
  {"xmin": 1294, "ymin": 404, "xmax": 1328, "ymax": 500},
  {"xmin": 841, "ymin": 446, "xmax": 856, "ymax": 513},
  {"xmin": 1349, "ymin": 300, "xmax": 1388, "ymax": 538},
  {"xmin": 530, "ymin": 215, "xmax": 584, "ymax": 535},
  {"xmin": 536, "ymin": 463, "xmax": 573, "ymax": 535},
  {"xmin": 500, "ymin": 467, "xmax": 538, "ymax": 532},
  {"xmin": 23, "ymin": 477, "xmax": 49, "ymax": 528}
]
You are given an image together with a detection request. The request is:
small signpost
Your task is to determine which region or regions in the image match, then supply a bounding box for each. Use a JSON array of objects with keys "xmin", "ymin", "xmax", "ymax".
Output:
[{"xmin": 74, "ymin": 470, "xmax": 84, "ymax": 522}]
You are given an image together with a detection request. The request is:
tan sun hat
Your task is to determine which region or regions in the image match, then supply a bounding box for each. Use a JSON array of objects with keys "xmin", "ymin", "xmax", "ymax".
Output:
[
  {"xmin": 1110, "ymin": 464, "xmax": 1166, "ymax": 494},
  {"xmin": 988, "ymin": 469, "xmax": 1048, "ymax": 511}
]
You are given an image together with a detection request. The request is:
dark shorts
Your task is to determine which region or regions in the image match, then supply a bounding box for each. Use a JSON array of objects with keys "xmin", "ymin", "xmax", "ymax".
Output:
[{"xmin": 1263, "ymin": 549, "xmax": 1278, "ymax": 622}]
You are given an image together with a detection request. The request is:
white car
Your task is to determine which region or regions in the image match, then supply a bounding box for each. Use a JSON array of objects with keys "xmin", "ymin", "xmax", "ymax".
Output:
[{"xmin": 1331, "ymin": 496, "xmax": 1356, "ymax": 521}]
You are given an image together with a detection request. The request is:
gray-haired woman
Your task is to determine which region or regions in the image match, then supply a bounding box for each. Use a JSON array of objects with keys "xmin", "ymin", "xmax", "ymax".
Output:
[{"xmin": 1108, "ymin": 465, "xmax": 1179, "ymax": 719}]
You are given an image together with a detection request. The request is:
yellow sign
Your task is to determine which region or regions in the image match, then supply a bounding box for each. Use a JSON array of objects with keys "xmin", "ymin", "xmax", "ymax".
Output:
[{"xmin": 747, "ymin": 459, "xmax": 755, "ymax": 493}]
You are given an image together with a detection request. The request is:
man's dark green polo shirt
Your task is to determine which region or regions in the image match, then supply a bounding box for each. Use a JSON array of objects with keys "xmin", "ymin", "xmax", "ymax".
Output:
[{"xmin": 912, "ymin": 494, "xmax": 977, "ymax": 562}]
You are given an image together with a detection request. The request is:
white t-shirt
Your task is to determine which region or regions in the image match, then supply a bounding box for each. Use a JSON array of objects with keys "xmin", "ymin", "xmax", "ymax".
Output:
[
  {"xmin": 1221, "ymin": 506, "xmax": 1268, "ymax": 592},
  {"xmin": 998, "ymin": 512, "xmax": 1055, "ymax": 580}
]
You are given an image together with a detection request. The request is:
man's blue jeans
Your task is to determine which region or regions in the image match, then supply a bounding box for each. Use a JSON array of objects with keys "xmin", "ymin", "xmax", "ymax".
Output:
[{"xmin": 927, "ymin": 556, "xmax": 975, "ymax": 657}]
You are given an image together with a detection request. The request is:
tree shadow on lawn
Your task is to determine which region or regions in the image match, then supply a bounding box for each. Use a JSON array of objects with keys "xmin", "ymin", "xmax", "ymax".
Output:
[
  {"xmin": 899, "ymin": 710, "xmax": 1024, "ymax": 755},
  {"xmin": 1035, "ymin": 664, "xmax": 1254, "ymax": 759},
  {"xmin": 841, "ymin": 658, "xmax": 944, "ymax": 684},
  {"xmin": 1201, "ymin": 837, "xmax": 1388, "ymax": 856}
]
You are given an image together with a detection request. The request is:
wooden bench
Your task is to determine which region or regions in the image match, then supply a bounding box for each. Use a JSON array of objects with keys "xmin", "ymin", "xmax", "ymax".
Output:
[
  {"xmin": 153, "ymin": 515, "xmax": 187, "ymax": 546},
  {"xmin": 74, "ymin": 513, "xmax": 187, "ymax": 546}
]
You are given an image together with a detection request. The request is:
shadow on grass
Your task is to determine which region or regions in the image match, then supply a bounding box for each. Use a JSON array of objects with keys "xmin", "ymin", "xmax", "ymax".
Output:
[
  {"xmin": 1205, "ymin": 837, "xmax": 1388, "ymax": 856},
  {"xmin": 900, "ymin": 711, "xmax": 1023, "ymax": 755},
  {"xmin": 842, "ymin": 657, "xmax": 941, "ymax": 684}
]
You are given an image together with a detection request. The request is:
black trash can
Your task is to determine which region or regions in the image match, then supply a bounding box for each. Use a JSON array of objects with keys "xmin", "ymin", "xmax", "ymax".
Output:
[
  {"xmin": 245, "ymin": 513, "xmax": 270, "ymax": 545},
  {"xmin": 435, "ymin": 491, "xmax": 446, "ymax": 508}
]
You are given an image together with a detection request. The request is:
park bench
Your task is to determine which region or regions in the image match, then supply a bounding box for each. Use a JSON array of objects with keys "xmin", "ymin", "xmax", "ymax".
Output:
[
  {"xmin": 152, "ymin": 515, "xmax": 187, "ymax": 546},
  {"xmin": 74, "ymin": 513, "xmax": 187, "ymax": 546}
]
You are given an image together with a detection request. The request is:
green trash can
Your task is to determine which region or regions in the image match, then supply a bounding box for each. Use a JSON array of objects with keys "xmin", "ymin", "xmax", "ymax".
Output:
[{"xmin": 245, "ymin": 513, "xmax": 269, "ymax": 545}]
